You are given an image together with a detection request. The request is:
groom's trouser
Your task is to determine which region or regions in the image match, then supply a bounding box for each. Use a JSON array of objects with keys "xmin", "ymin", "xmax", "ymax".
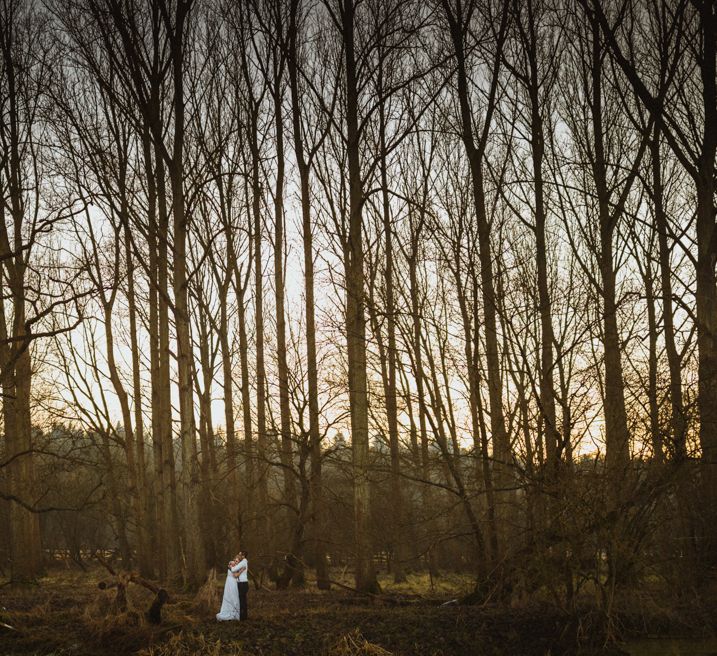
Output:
[{"xmin": 237, "ymin": 581, "xmax": 249, "ymax": 620}]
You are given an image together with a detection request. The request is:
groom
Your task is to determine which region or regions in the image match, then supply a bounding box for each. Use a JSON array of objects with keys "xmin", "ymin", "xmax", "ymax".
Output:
[{"xmin": 233, "ymin": 550, "xmax": 249, "ymax": 620}]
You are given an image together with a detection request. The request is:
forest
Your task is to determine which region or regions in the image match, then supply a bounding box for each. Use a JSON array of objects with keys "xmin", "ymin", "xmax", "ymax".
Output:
[{"xmin": 1, "ymin": 0, "xmax": 717, "ymax": 654}]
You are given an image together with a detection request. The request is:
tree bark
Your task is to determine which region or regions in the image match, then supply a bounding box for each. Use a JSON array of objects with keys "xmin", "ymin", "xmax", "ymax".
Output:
[
  {"xmin": 650, "ymin": 132, "xmax": 685, "ymax": 460},
  {"xmin": 124, "ymin": 224, "xmax": 152, "ymax": 577},
  {"xmin": 250, "ymin": 115, "xmax": 271, "ymax": 562},
  {"xmin": 142, "ymin": 123, "xmax": 169, "ymax": 581},
  {"xmin": 342, "ymin": 0, "xmax": 380, "ymax": 594},
  {"xmin": 287, "ymin": 0, "xmax": 329, "ymax": 589},
  {"xmin": 218, "ymin": 266, "xmax": 241, "ymax": 547},
  {"xmin": 440, "ymin": 0, "xmax": 512, "ymax": 561},
  {"xmin": 378, "ymin": 60, "xmax": 407, "ymax": 583},
  {"xmin": 166, "ymin": 0, "xmax": 205, "ymax": 588},
  {"xmin": 271, "ymin": 33, "xmax": 300, "ymax": 583},
  {"xmin": 0, "ymin": 8, "xmax": 43, "ymax": 579},
  {"xmin": 589, "ymin": 18, "xmax": 631, "ymax": 480}
]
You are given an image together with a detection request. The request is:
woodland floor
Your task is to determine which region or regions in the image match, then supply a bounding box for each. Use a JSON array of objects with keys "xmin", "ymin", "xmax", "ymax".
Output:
[{"xmin": 0, "ymin": 568, "xmax": 715, "ymax": 656}]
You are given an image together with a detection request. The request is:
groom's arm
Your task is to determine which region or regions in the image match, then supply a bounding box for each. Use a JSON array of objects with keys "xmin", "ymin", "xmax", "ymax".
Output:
[{"xmin": 233, "ymin": 565, "xmax": 246, "ymax": 578}]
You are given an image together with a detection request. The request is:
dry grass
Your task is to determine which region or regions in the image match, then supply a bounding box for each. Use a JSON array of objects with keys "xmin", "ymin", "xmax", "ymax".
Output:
[
  {"xmin": 0, "ymin": 570, "xmax": 567, "ymax": 655},
  {"xmin": 0, "ymin": 570, "xmax": 170, "ymax": 655},
  {"xmin": 193, "ymin": 568, "xmax": 221, "ymax": 617},
  {"xmin": 378, "ymin": 571, "xmax": 473, "ymax": 598},
  {"xmin": 327, "ymin": 629, "xmax": 393, "ymax": 656},
  {"xmin": 138, "ymin": 631, "xmax": 236, "ymax": 656},
  {"xmin": 137, "ymin": 627, "xmax": 395, "ymax": 656},
  {"xmin": 5, "ymin": 567, "xmax": 693, "ymax": 655}
]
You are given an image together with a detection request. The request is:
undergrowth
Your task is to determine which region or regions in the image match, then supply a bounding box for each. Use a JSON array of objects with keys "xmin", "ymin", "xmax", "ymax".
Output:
[{"xmin": 0, "ymin": 567, "xmax": 713, "ymax": 655}]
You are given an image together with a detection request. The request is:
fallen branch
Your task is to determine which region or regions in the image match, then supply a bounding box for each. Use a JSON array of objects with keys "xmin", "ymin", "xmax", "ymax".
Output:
[{"xmin": 302, "ymin": 578, "xmax": 427, "ymax": 606}]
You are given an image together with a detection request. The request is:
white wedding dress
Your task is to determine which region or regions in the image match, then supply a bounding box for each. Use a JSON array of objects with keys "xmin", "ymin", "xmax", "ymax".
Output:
[{"xmin": 216, "ymin": 564, "xmax": 241, "ymax": 621}]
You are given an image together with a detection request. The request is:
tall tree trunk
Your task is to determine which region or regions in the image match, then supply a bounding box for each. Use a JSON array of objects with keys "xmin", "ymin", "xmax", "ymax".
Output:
[
  {"xmin": 195, "ymin": 311, "xmax": 218, "ymax": 568},
  {"xmin": 103, "ymin": 299, "xmax": 141, "ymax": 569},
  {"xmin": 694, "ymin": 3, "xmax": 717, "ymax": 567},
  {"xmin": 7, "ymin": 344, "xmax": 41, "ymax": 582},
  {"xmin": 218, "ymin": 275, "xmax": 241, "ymax": 547},
  {"xmin": 101, "ymin": 173, "xmax": 145, "ymax": 572},
  {"xmin": 154, "ymin": 142, "xmax": 182, "ymax": 585},
  {"xmin": 124, "ymin": 225, "xmax": 151, "ymax": 577},
  {"xmin": 143, "ymin": 125, "xmax": 168, "ymax": 581},
  {"xmin": 235, "ymin": 259, "xmax": 255, "ymax": 551},
  {"xmin": 451, "ymin": 258, "xmax": 500, "ymax": 566},
  {"xmin": 250, "ymin": 119, "xmax": 271, "ymax": 563},
  {"xmin": 523, "ymin": 36, "xmax": 560, "ymax": 478},
  {"xmin": 589, "ymin": 20, "xmax": 630, "ymax": 480},
  {"xmin": 407, "ymin": 235, "xmax": 438, "ymax": 578},
  {"xmin": 649, "ymin": 127, "xmax": 695, "ymax": 574},
  {"xmin": 378, "ymin": 65, "xmax": 407, "ymax": 583},
  {"xmin": 650, "ymin": 132, "xmax": 685, "ymax": 460},
  {"xmin": 168, "ymin": 0, "xmax": 205, "ymax": 588},
  {"xmin": 643, "ymin": 256, "xmax": 662, "ymax": 462},
  {"xmin": 342, "ymin": 0, "xmax": 379, "ymax": 594},
  {"xmin": 441, "ymin": 1, "xmax": 511, "ymax": 562},
  {"xmin": 287, "ymin": 0, "xmax": 329, "ymax": 589},
  {"xmin": 272, "ymin": 47, "xmax": 300, "ymax": 585},
  {"xmin": 589, "ymin": 0, "xmax": 717, "ymax": 569},
  {"xmin": 0, "ymin": 9, "xmax": 42, "ymax": 580}
]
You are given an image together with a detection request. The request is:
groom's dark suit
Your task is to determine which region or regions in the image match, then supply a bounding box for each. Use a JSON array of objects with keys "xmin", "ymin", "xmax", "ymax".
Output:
[{"xmin": 236, "ymin": 557, "xmax": 249, "ymax": 620}]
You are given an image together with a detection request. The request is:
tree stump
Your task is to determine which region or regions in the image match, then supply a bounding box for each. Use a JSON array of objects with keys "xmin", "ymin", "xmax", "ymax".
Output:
[
  {"xmin": 95, "ymin": 554, "xmax": 170, "ymax": 623},
  {"xmin": 145, "ymin": 589, "xmax": 169, "ymax": 625}
]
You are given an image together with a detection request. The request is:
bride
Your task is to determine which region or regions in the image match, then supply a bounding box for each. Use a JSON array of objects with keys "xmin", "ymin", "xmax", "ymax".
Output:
[{"xmin": 216, "ymin": 555, "xmax": 242, "ymax": 621}]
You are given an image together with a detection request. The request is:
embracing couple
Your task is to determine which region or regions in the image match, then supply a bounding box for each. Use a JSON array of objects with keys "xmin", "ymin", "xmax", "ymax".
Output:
[{"xmin": 216, "ymin": 550, "xmax": 249, "ymax": 622}]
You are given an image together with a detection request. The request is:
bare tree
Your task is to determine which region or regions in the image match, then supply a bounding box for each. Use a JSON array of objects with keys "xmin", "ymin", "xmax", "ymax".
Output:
[
  {"xmin": 586, "ymin": 0, "xmax": 717, "ymax": 566},
  {"xmin": 437, "ymin": 0, "xmax": 513, "ymax": 567},
  {"xmin": 0, "ymin": 0, "xmax": 67, "ymax": 582}
]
